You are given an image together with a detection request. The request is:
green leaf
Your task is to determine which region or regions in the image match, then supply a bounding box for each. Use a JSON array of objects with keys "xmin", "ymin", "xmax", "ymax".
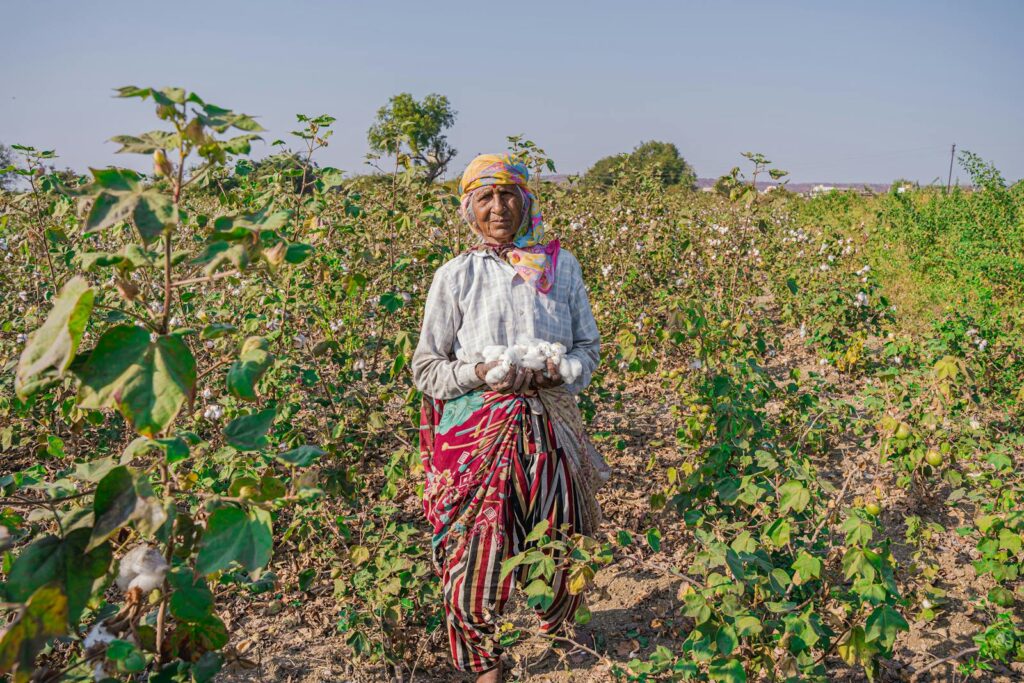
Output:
[
  {"xmin": 0, "ymin": 585, "xmax": 68, "ymax": 680},
  {"xmin": 778, "ymin": 480, "xmax": 810, "ymax": 514},
  {"xmin": 167, "ymin": 614, "xmax": 229, "ymax": 657},
  {"xmin": 222, "ymin": 407, "xmax": 276, "ymax": 450},
  {"xmin": 227, "ymin": 337, "xmax": 273, "ymax": 401},
  {"xmin": 708, "ymin": 657, "xmax": 746, "ymax": 683},
  {"xmin": 89, "ymin": 466, "xmax": 167, "ymax": 550},
  {"xmin": 133, "ymin": 190, "xmax": 176, "ymax": 243},
  {"xmin": 792, "ymin": 550, "xmax": 823, "ymax": 584},
  {"xmin": 76, "ymin": 326, "xmax": 197, "ymax": 437},
  {"xmin": 378, "ymin": 293, "xmax": 404, "ymax": 312},
  {"xmin": 734, "ymin": 615, "xmax": 762, "ymax": 637},
  {"xmin": 837, "ymin": 626, "xmax": 873, "ymax": 667},
  {"xmin": 646, "ymin": 527, "xmax": 662, "ymax": 552},
  {"xmin": 200, "ymin": 323, "xmax": 235, "ymax": 340},
  {"xmin": 4, "ymin": 529, "xmax": 111, "ymax": 624},
  {"xmin": 716, "ymin": 625, "xmax": 738, "ymax": 656},
  {"xmin": 499, "ymin": 553, "xmax": 529, "ymax": 582},
  {"xmin": 195, "ymin": 507, "xmax": 272, "ymax": 574},
  {"xmin": 524, "ymin": 519, "xmax": 550, "ymax": 544},
  {"xmin": 842, "ymin": 548, "xmax": 879, "ymax": 582},
  {"xmin": 762, "ymin": 518, "xmax": 791, "ymax": 548},
  {"xmin": 168, "ymin": 568, "xmax": 215, "ymax": 622},
  {"xmin": 284, "ymin": 243, "xmax": 313, "ymax": 264},
  {"xmin": 15, "ymin": 276, "xmax": 94, "ymax": 399},
  {"xmin": 523, "ymin": 578, "xmax": 554, "ymax": 611},
  {"xmin": 109, "ymin": 130, "xmax": 179, "ymax": 155},
  {"xmin": 106, "ymin": 639, "xmax": 147, "ymax": 672},
  {"xmin": 191, "ymin": 651, "xmax": 224, "ymax": 683},
  {"xmin": 864, "ymin": 604, "xmax": 908, "ymax": 650},
  {"xmin": 275, "ymin": 445, "xmax": 325, "ymax": 467},
  {"xmin": 83, "ymin": 169, "xmax": 175, "ymax": 244},
  {"xmin": 79, "ymin": 251, "xmax": 126, "ymax": 271}
]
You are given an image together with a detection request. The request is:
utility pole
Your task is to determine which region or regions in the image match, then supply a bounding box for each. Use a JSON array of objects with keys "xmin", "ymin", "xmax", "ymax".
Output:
[{"xmin": 946, "ymin": 143, "xmax": 956, "ymax": 193}]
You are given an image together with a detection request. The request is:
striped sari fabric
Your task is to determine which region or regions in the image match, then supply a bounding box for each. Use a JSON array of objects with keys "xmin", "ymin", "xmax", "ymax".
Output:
[{"xmin": 420, "ymin": 389, "xmax": 583, "ymax": 672}]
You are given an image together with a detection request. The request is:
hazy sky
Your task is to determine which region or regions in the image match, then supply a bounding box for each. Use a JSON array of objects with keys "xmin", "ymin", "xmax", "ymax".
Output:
[{"xmin": 3, "ymin": 0, "xmax": 1021, "ymax": 183}]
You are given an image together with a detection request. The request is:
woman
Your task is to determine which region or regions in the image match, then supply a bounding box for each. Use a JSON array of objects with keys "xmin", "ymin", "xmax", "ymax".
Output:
[{"xmin": 412, "ymin": 154, "xmax": 608, "ymax": 681}]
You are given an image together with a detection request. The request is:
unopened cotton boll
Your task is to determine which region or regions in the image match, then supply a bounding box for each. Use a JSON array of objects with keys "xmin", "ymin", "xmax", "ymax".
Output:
[{"xmin": 116, "ymin": 544, "xmax": 168, "ymax": 594}]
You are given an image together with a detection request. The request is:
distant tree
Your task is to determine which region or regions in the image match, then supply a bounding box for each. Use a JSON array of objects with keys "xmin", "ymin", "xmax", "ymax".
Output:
[
  {"xmin": 0, "ymin": 143, "xmax": 14, "ymax": 190},
  {"xmin": 584, "ymin": 141, "xmax": 696, "ymax": 189},
  {"xmin": 367, "ymin": 93, "xmax": 457, "ymax": 183},
  {"xmin": 889, "ymin": 178, "xmax": 918, "ymax": 195}
]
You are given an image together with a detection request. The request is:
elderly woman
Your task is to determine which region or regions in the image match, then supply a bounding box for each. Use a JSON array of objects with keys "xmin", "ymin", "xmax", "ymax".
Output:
[{"xmin": 412, "ymin": 154, "xmax": 608, "ymax": 680}]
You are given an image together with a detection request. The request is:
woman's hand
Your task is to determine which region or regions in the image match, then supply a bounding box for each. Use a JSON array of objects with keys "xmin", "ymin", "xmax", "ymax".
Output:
[
  {"xmin": 532, "ymin": 358, "xmax": 565, "ymax": 390},
  {"xmin": 475, "ymin": 362, "xmax": 537, "ymax": 395}
]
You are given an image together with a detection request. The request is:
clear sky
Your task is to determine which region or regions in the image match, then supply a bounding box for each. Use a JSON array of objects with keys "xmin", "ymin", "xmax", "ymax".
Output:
[{"xmin": 3, "ymin": 0, "xmax": 1021, "ymax": 183}]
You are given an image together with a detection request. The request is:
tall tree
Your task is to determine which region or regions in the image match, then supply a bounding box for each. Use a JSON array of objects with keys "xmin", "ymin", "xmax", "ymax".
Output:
[
  {"xmin": 367, "ymin": 93, "xmax": 457, "ymax": 183},
  {"xmin": 584, "ymin": 140, "xmax": 696, "ymax": 189}
]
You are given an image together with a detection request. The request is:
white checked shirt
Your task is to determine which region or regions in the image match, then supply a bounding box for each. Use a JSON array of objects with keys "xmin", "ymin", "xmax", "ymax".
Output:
[{"xmin": 411, "ymin": 247, "xmax": 601, "ymax": 400}]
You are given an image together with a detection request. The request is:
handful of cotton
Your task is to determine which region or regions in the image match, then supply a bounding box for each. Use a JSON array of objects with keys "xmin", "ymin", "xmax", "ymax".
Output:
[
  {"xmin": 115, "ymin": 544, "xmax": 169, "ymax": 594},
  {"xmin": 481, "ymin": 336, "xmax": 582, "ymax": 386}
]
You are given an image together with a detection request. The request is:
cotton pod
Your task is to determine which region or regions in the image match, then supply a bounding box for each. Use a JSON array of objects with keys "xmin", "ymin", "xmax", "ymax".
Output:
[{"xmin": 116, "ymin": 544, "xmax": 169, "ymax": 594}]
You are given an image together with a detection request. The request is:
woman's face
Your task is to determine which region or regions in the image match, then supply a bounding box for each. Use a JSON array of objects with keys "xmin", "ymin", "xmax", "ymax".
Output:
[{"xmin": 470, "ymin": 185, "xmax": 523, "ymax": 244}]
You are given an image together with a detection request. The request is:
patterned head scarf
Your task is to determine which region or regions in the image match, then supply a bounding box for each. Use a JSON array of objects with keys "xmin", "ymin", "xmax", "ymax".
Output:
[{"xmin": 458, "ymin": 153, "xmax": 559, "ymax": 293}]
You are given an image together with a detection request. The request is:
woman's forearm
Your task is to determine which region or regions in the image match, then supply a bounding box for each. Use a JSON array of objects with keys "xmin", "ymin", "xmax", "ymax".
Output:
[
  {"xmin": 411, "ymin": 267, "xmax": 484, "ymax": 399},
  {"xmin": 412, "ymin": 352, "xmax": 483, "ymax": 400}
]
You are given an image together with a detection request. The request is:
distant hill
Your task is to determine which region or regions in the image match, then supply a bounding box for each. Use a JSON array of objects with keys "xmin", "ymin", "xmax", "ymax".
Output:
[{"xmin": 535, "ymin": 174, "xmax": 931, "ymax": 195}]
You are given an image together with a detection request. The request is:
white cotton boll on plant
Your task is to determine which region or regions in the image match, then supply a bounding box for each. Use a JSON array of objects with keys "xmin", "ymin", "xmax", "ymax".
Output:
[
  {"xmin": 116, "ymin": 544, "xmax": 168, "ymax": 594},
  {"xmin": 84, "ymin": 622, "xmax": 116, "ymax": 650}
]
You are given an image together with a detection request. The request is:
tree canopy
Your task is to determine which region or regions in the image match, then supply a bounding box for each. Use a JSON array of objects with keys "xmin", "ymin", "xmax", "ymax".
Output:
[
  {"xmin": 367, "ymin": 93, "xmax": 457, "ymax": 183},
  {"xmin": 584, "ymin": 140, "xmax": 696, "ymax": 189}
]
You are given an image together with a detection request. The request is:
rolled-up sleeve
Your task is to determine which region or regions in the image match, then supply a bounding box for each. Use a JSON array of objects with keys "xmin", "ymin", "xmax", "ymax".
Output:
[
  {"xmin": 411, "ymin": 267, "xmax": 485, "ymax": 400},
  {"xmin": 563, "ymin": 272, "xmax": 601, "ymax": 395}
]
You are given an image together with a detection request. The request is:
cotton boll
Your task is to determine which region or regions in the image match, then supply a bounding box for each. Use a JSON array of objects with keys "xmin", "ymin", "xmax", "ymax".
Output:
[
  {"xmin": 116, "ymin": 544, "xmax": 168, "ymax": 594},
  {"xmin": 84, "ymin": 622, "xmax": 116, "ymax": 650},
  {"xmin": 481, "ymin": 345, "xmax": 507, "ymax": 363},
  {"xmin": 519, "ymin": 341, "xmax": 548, "ymax": 371},
  {"xmin": 559, "ymin": 357, "xmax": 582, "ymax": 384},
  {"xmin": 485, "ymin": 360, "xmax": 511, "ymax": 385},
  {"xmin": 506, "ymin": 344, "xmax": 526, "ymax": 366}
]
